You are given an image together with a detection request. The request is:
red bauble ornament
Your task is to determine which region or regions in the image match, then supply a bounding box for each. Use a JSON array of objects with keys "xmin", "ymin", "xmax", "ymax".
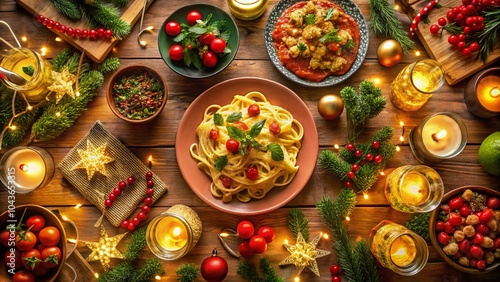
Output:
[{"xmin": 201, "ymin": 248, "xmax": 228, "ymax": 282}]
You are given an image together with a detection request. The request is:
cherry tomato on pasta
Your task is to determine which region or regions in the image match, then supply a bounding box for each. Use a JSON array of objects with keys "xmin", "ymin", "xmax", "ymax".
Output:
[
  {"xmin": 220, "ymin": 176, "xmax": 232, "ymax": 188},
  {"xmin": 186, "ymin": 10, "xmax": 202, "ymax": 26},
  {"xmin": 165, "ymin": 21, "xmax": 181, "ymax": 36},
  {"xmin": 209, "ymin": 129, "xmax": 219, "ymax": 140},
  {"xmin": 269, "ymin": 122, "xmax": 281, "ymax": 135},
  {"xmin": 233, "ymin": 121, "xmax": 248, "ymax": 131},
  {"xmin": 245, "ymin": 166, "xmax": 258, "ymax": 180},
  {"xmin": 226, "ymin": 138, "xmax": 240, "ymax": 153},
  {"xmin": 247, "ymin": 104, "xmax": 260, "ymax": 117}
]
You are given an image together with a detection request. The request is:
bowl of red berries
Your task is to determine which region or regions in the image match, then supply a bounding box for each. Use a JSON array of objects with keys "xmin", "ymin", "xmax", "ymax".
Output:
[
  {"xmin": 158, "ymin": 4, "xmax": 239, "ymax": 79},
  {"xmin": 429, "ymin": 186, "xmax": 500, "ymax": 274}
]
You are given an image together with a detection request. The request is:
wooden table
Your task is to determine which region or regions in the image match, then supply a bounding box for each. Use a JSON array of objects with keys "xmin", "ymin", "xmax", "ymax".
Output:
[{"xmin": 1, "ymin": 0, "xmax": 500, "ymax": 281}]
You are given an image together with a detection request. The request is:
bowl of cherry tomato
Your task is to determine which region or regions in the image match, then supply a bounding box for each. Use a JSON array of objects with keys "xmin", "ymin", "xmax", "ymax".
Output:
[
  {"xmin": 429, "ymin": 186, "xmax": 500, "ymax": 274},
  {"xmin": 158, "ymin": 4, "xmax": 240, "ymax": 78},
  {"xmin": 1, "ymin": 205, "xmax": 68, "ymax": 282}
]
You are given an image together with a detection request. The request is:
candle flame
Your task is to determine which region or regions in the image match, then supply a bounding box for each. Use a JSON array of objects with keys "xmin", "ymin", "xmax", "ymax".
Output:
[
  {"xmin": 149, "ymin": 155, "xmax": 153, "ymax": 162},
  {"xmin": 432, "ymin": 129, "xmax": 447, "ymax": 142},
  {"xmin": 172, "ymin": 227, "xmax": 182, "ymax": 237},
  {"xmin": 19, "ymin": 164, "xmax": 29, "ymax": 172},
  {"xmin": 394, "ymin": 247, "xmax": 407, "ymax": 257},
  {"xmin": 490, "ymin": 87, "xmax": 500, "ymax": 98}
]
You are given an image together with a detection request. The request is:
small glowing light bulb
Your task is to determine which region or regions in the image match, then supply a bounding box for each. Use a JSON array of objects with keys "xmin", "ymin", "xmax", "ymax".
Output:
[
  {"xmin": 294, "ymin": 277, "xmax": 300, "ymax": 282},
  {"xmin": 155, "ymin": 275, "xmax": 161, "ymax": 280},
  {"xmin": 55, "ymin": 112, "xmax": 61, "ymax": 117},
  {"xmin": 55, "ymin": 37, "xmax": 62, "ymax": 42},
  {"xmin": 75, "ymin": 203, "xmax": 82, "ymax": 209},
  {"xmin": 345, "ymin": 216, "xmax": 351, "ymax": 221},
  {"xmin": 323, "ymin": 233, "xmax": 329, "ymax": 240},
  {"xmin": 373, "ymin": 77, "xmax": 381, "ymax": 84},
  {"xmin": 21, "ymin": 36, "xmax": 27, "ymax": 42},
  {"xmin": 94, "ymin": 273, "xmax": 100, "ymax": 278},
  {"xmin": 139, "ymin": 40, "xmax": 147, "ymax": 47},
  {"xmin": 394, "ymin": 4, "xmax": 400, "ymax": 10},
  {"xmin": 380, "ymin": 171, "xmax": 385, "ymax": 176},
  {"xmin": 334, "ymin": 144, "xmax": 340, "ymax": 149},
  {"xmin": 399, "ymin": 135, "xmax": 404, "ymax": 142},
  {"xmin": 399, "ymin": 121, "xmax": 404, "ymax": 127},
  {"xmin": 10, "ymin": 125, "xmax": 16, "ymax": 130},
  {"xmin": 41, "ymin": 47, "xmax": 47, "ymax": 56},
  {"xmin": 284, "ymin": 239, "xmax": 289, "ymax": 244},
  {"xmin": 363, "ymin": 193, "xmax": 369, "ymax": 200},
  {"xmin": 396, "ymin": 145, "xmax": 401, "ymax": 152},
  {"xmin": 415, "ymin": 50, "xmax": 421, "ymax": 56},
  {"xmin": 27, "ymin": 105, "xmax": 33, "ymax": 110},
  {"xmin": 62, "ymin": 215, "xmax": 69, "ymax": 221}
]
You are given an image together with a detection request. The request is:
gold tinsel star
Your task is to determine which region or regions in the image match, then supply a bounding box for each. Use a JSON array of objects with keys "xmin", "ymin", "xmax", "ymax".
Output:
[
  {"xmin": 279, "ymin": 232, "xmax": 331, "ymax": 277},
  {"xmin": 80, "ymin": 225, "xmax": 127, "ymax": 271},
  {"xmin": 47, "ymin": 67, "xmax": 76, "ymax": 103},
  {"xmin": 72, "ymin": 139, "xmax": 114, "ymax": 180}
]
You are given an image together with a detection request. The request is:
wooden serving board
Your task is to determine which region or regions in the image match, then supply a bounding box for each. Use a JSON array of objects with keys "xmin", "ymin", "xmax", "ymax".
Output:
[
  {"xmin": 14, "ymin": 0, "xmax": 155, "ymax": 62},
  {"xmin": 402, "ymin": 0, "xmax": 500, "ymax": 85}
]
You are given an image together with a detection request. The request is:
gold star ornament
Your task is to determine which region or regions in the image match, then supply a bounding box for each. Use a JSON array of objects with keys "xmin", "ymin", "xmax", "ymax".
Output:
[
  {"xmin": 80, "ymin": 225, "xmax": 127, "ymax": 271},
  {"xmin": 47, "ymin": 67, "xmax": 76, "ymax": 103},
  {"xmin": 72, "ymin": 139, "xmax": 114, "ymax": 180},
  {"xmin": 279, "ymin": 232, "xmax": 331, "ymax": 277}
]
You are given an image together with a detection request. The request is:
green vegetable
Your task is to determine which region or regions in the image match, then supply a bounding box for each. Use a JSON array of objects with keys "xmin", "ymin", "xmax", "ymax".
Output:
[
  {"xmin": 405, "ymin": 212, "xmax": 431, "ymax": 241},
  {"xmin": 305, "ymin": 14, "xmax": 316, "ymax": 25},
  {"xmin": 213, "ymin": 113, "xmax": 224, "ymax": 126},
  {"xmin": 214, "ymin": 156, "xmax": 228, "ymax": 172},
  {"xmin": 226, "ymin": 112, "xmax": 242, "ymax": 123}
]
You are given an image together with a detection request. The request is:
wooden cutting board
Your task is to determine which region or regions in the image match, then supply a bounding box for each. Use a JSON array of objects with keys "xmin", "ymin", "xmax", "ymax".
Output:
[
  {"xmin": 402, "ymin": 0, "xmax": 500, "ymax": 85},
  {"xmin": 15, "ymin": 0, "xmax": 155, "ymax": 63}
]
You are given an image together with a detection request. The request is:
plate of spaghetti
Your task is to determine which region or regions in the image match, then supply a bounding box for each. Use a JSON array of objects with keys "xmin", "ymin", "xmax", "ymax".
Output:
[{"xmin": 176, "ymin": 77, "xmax": 318, "ymax": 215}]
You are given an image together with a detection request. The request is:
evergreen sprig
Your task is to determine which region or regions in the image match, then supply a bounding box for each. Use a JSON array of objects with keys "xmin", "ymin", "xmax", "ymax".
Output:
[
  {"xmin": 317, "ymin": 191, "xmax": 380, "ymax": 282},
  {"xmin": 237, "ymin": 258, "xmax": 284, "ymax": 282},
  {"xmin": 124, "ymin": 227, "xmax": 147, "ymax": 260},
  {"xmin": 369, "ymin": 0, "xmax": 415, "ymax": 52},
  {"xmin": 176, "ymin": 263, "xmax": 199, "ymax": 282},
  {"xmin": 405, "ymin": 212, "xmax": 431, "ymax": 241},
  {"xmin": 131, "ymin": 259, "xmax": 165, "ymax": 282},
  {"xmin": 478, "ymin": 7, "xmax": 500, "ymax": 62},
  {"xmin": 319, "ymin": 126, "xmax": 395, "ymax": 192},
  {"xmin": 51, "ymin": 0, "xmax": 81, "ymax": 20},
  {"xmin": 340, "ymin": 80, "xmax": 386, "ymax": 142},
  {"xmin": 288, "ymin": 208, "xmax": 309, "ymax": 241}
]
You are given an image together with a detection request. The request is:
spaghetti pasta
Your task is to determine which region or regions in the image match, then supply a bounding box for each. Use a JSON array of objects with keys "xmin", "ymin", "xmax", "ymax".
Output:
[{"xmin": 189, "ymin": 91, "xmax": 304, "ymax": 203}]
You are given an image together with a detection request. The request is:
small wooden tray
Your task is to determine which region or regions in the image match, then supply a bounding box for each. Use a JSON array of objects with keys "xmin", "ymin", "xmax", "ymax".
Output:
[
  {"xmin": 402, "ymin": 0, "xmax": 500, "ymax": 85},
  {"xmin": 14, "ymin": 0, "xmax": 154, "ymax": 62}
]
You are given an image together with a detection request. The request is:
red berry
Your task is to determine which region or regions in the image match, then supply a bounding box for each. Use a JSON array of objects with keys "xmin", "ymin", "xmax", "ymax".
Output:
[
  {"xmin": 345, "ymin": 181, "xmax": 353, "ymax": 188},
  {"xmin": 137, "ymin": 212, "xmax": 147, "ymax": 221},
  {"xmin": 144, "ymin": 197, "xmax": 153, "ymax": 206},
  {"xmin": 459, "ymin": 205, "xmax": 471, "ymax": 217},
  {"xmin": 74, "ymin": 28, "xmax": 81, "ymax": 37},
  {"xmin": 113, "ymin": 187, "xmax": 121, "ymax": 196},
  {"xmin": 448, "ymin": 197, "xmax": 464, "ymax": 209},
  {"xmin": 59, "ymin": 25, "xmax": 66, "ymax": 33},
  {"xmin": 141, "ymin": 205, "xmax": 151, "ymax": 214},
  {"xmin": 47, "ymin": 20, "xmax": 54, "ymax": 28},
  {"xmin": 437, "ymin": 232, "xmax": 450, "ymax": 245},
  {"xmin": 347, "ymin": 171, "xmax": 355, "ymax": 179},
  {"xmin": 66, "ymin": 27, "xmax": 74, "ymax": 36},
  {"xmin": 476, "ymin": 223, "xmax": 489, "ymax": 235},
  {"xmin": 127, "ymin": 222, "xmax": 136, "ymax": 231},
  {"xmin": 447, "ymin": 10, "xmax": 456, "ymax": 21},
  {"xmin": 448, "ymin": 35, "xmax": 458, "ymax": 45},
  {"xmin": 351, "ymin": 164, "xmax": 360, "ymax": 172},
  {"xmin": 108, "ymin": 193, "xmax": 117, "ymax": 201},
  {"xmin": 346, "ymin": 143, "xmax": 355, "ymax": 151},
  {"xmin": 476, "ymin": 259, "xmax": 486, "ymax": 270},
  {"xmin": 371, "ymin": 140, "xmax": 380, "ymax": 149},
  {"xmin": 81, "ymin": 29, "xmax": 88, "ymax": 38},
  {"xmin": 121, "ymin": 220, "xmax": 129, "ymax": 229},
  {"xmin": 438, "ymin": 17, "xmax": 447, "ymax": 26},
  {"xmin": 147, "ymin": 180, "xmax": 154, "ymax": 188},
  {"xmin": 457, "ymin": 41, "xmax": 466, "ymax": 50},
  {"xmin": 354, "ymin": 150, "xmax": 362, "ymax": 158},
  {"xmin": 146, "ymin": 188, "xmax": 154, "ymax": 197},
  {"xmin": 471, "ymin": 233, "xmax": 484, "ymax": 245},
  {"xmin": 89, "ymin": 29, "xmax": 96, "ymax": 38},
  {"xmin": 463, "ymin": 26, "xmax": 471, "ymax": 34},
  {"xmin": 330, "ymin": 264, "xmax": 341, "ymax": 275},
  {"xmin": 332, "ymin": 277, "xmax": 341, "ymax": 282},
  {"xmin": 104, "ymin": 29, "xmax": 113, "ymax": 38},
  {"xmin": 105, "ymin": 199, "xmax": 113, "ymax": 208},
  {"xmin": 469, "ymin": 245, "xmax": 484, "ymax": 260},
  {"xmin": 37, "ymin": 15, "xmax": 45, "ymax": 22},
  {"xmin": 365, "ymin": 153, "xmax": 374, "ymax": 162},
  {"xmin": 430, "ymin": 24, "xmax": 440, "ymax": 34},
  {"xmin": 118, "ymin": 181, "xmax": 127, "ymax": 190},
  {"xmin": 146, "ymin": 171, "xmax": 153, "ymax": 180},
  {"xmin": 237, "ymin": 221, "xmax": 255, "ymax": 239},
  {"xmin": 97, "ymin": 28, "xmax": 104, "ymax": 37},
  {"xmin": 132, "ymin": 217, "xmax": 140, "ymax": 226},
  {"xmin": 238, "ymin": 241, "xmax": 254, "ymax": 258},
  {"xmin": 435, "ymin": 220, "xmax": 445, "ymax": 231},
  {"xmin": 469, "ymin": 42, "xmax": 479, "ymax": 52},
  {"xmin": 458, "ymin": 33, "xmax": 467, "ymax": 42},
  {"xmin": 127, "ymin": 176, "xmax": 135, "ymax": 185},
  {"xmin": 374, "ymin": 155, "xmax": 383, "ymax": 164}
]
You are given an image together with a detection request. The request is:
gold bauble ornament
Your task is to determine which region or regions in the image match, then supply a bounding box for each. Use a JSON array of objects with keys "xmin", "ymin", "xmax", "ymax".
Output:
[
  {"xmin": 377, "ymin": 39, "xmax": 403, "ymax": 67},
  {"xmin": 318, "ymin": 94, "xmax": 344, "ymax": 120}
]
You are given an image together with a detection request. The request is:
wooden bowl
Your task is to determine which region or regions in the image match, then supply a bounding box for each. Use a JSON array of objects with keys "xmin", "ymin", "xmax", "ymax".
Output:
[
  {"xmin": 107, "ymin": 65, "xmax": 168, "ymax": 123},
  {"xmin": 0, "ymin": 204, "xmax": 67, "ymax": 281},
  {"xmin": 429, "ymin": 185, "xmax": 500, "ymax": 274}
]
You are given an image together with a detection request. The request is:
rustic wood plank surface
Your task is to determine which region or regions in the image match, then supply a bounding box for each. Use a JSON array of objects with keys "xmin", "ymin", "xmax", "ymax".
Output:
[{"xmin": 0, "ymin": 0, "xmax": 500, "ymax": 281}]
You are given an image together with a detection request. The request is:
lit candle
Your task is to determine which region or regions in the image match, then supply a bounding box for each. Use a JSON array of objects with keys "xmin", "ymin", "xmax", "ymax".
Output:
[
  {"xmin": 390, "ymin": 235, "xmax": 417, "ymax": 267},
  {"xmin": 385, "ymin": 165, "xmax": 443, "ymax": 213},
  {"xmin": 156, "ymin": 216, "xmax": 188, "ymax": 251},
  {"xmin": 390, "ymin": 59, "xmax": 445, "ymax": 111},
  {"xmin": 0, "ymin": 146, "xmax": 55, "ymax": 193},
  {"xmin": 227, "ymin": 0, "xmax": 269, "ymax": 20},
  {"xmin": 409, "ymin": 112, "xmax": 467, "ymax": 164},
  {"xmin": 464, "ymin": 67, "xmax": 500, "ymax": 118},
  {"xmin": 146, "ymin": 205, "xmax": 202, "ymax": 260}
]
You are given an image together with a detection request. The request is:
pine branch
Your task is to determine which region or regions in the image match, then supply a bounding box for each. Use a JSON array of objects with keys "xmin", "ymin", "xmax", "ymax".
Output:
[
  {"xmin": 288, "ymin": 208, "xmax": 310, "ymax": 241},
  {"xmin": 237, "ymin": 258, "xmax": 283, "ymax": 282},
  {"xmin": 319, "ymin": 150, "xmax": 352, "ymax": 181},
  {"xmin": 176, "ymin": 263, "xmax": 199, "ymax": 282},
  {"xmin": 94, "ymin": 57, "xmax": 120, "ymax": 74},
  {"xmin": 51, "ymin": 0, "xmax": 82, "ymax": 20},
  {"xmin": 405, "ymin": 212, "xmax": 431, "ymax": 241},
  {"xmin": 369, "ymin": 0, "xmax": 415, "ymax": 51},
  {"xmin": 111, "ymin": 0, "xmax": 129, "ymax": 7},
  {"xmin": 84, "ymin": 0, "xmax": 131, "ymax": 39},
  {"xmin": 97, "ymin": 261, "xmax": 134, "ymax": 282},
  {"xmin": 259, "ymin": 258, "xmax": 284, "ymax": 282},
  {"xmin": 354, "ymin": 240, "xmax": 380, "ymax": 282},
  {"xmin": 51, "ymin": 48, "xmax": 72, "ymax": 72},
  {"xmin": 131, "ymin": 259, "xmax": 165, "ymax": 282},
  {"xmin": 124, "ymin": 227, "xmax": 147, "ymax": 261},
  {"xmin": 478, "ymin": 7, "xmax": 500, "ymax": 62},
  {"xmin": 237, "ymin": 261, "xmax": 261, "ymax": 282}
]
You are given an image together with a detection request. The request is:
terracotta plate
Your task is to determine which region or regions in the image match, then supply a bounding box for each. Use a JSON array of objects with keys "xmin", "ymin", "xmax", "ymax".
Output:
[{"xmin": 175, "ymin": 77, "xmax": 318, "ymax": 216}]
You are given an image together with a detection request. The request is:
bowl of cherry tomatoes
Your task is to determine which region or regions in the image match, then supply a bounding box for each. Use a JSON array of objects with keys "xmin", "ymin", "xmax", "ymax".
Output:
[
  {"xmin": 1, "ymin": 205, "xmax": 67, "ymax": 282},
  {"xmin": 158, "ymin": 4, "xmax": 240, "ymax": 78},
  {"xmin": 429, "ymin": 186, "xmax": 500, "ymax": 274}
]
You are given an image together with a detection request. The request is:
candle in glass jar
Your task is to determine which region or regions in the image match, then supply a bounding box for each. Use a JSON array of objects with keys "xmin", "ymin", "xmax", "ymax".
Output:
[
  {"xmin": 476, "ymin": 75, "xmax": 500, "ymax": 112},
  {"xmin": 0, "ymin": 146, "xmax": 55, "ymax": 193},
  {"xmin": 390, "ymin": 235, "xmax": 417, "ymax": 267},
  {"xmin": 464, "ymin": 67, "xmax": 500, "ymax": 118},
  {"xmin": 156, "ymin": 216, "xmax": 188, "ymax": 251},
  {"xmin": 227, "ymin": 0, "xmax": 269, "ymax": 20},
  {"xmin": 399, "ymin": 172, "xmax": 430, "ymax": 206}
]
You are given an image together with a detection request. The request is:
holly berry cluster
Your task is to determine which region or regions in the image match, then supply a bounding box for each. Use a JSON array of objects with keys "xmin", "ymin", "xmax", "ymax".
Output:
[
  {"xmin": 37, "ymin": 15, "xmax": 113, "ymax": 39},
  {"xmin": 104, "ymin": 171, "xmax": 155, "ymax": 232},
  {"xmin": 434, "ymin": 189, "xmax": 500, "ymax": 270},
  {"xmin": 329, "ymin": 264, "xmax": 342, "ymax": 282},
  {"xmin": 343, "ymin": 140, "xmax": 382, "ymax": 188},
  {"xmin": 428, "ymin": 0, "xmax": 498, "ymax": 56},
  {"xmin": 236, "ymin": 221, "xmax": 275, "ymax": 258}
]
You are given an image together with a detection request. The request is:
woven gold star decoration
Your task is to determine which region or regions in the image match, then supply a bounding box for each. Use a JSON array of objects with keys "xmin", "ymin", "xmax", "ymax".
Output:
[
  {"xmin": 279, "ymin": 232, "xmax": 331, "ymax": 277},
  {"xmin": 80, "ymin": 225, "xmax": 127, "ymax": 271},
  {"xmin": 47, "ymin": 67, "xmax": 76, "ymax": 103},
  {"xmin": 72, "ymin": 139, "xmax": 114, "ymax": 180}
]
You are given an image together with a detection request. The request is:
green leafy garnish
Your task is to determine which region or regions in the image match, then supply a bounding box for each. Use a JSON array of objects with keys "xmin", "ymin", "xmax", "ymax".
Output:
[
  {"xmin": 22, "ymin": 66, "xmax": 34, "ymax": 76},
  {"xmin": 305, "ymin": 14, "xmax": 316, "ymax": 25},
  {"xmin": 214, "ymin": 156, "xmax": 228, "ymax": 172},
  {"xmin": 248, "ymin": 119, "xmax": 266, "ymax": 138},
  {"xmin": 267, "ymin": 143, "xmax": 284, "ymax": 161},
  {"xmin": 214, "ymin": 113, "xmax": 224, "ymax": 126},
  {"xmin": 227, "ymin": 125, "xmax": 245, "ymax": 140},
  {"xmin": 297, "ymin": 42, "xmax": 307, "ymax": 52},
  {"xmin": 319, "ymin": 29, "xmax": 340, "ymax": 43},
  {"xmin": 226, "ymin": 112, "xmax": 242, "ymax": 123},
  {"xmin": 344, "ymin": 39, "xmax": 356, "ymax": 50},
  {"xmin": 325, "ymin": 8, "xmax": 334, "ymax": 20}
]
